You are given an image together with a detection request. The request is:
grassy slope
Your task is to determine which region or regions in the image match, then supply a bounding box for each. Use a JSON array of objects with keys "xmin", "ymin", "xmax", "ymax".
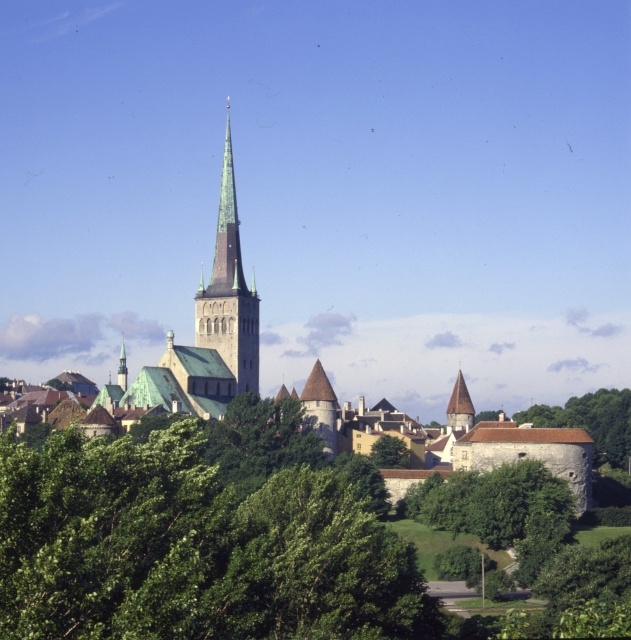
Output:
[
  {"xmin": 574, "ymin": 524, "xmax": 631, "ymax": 547},
  {"xmin": 388, "ymin": 519, "xmax": 513, "ymax": 581},
  {"xmin": 390, "ymin": 520, "xmax": 631, "ymax": 581}
]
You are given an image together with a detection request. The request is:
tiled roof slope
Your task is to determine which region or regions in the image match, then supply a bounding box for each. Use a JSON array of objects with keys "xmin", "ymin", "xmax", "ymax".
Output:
[
  {"xmin": 290, "ymin": 388, "xmax": 299, "ymax": 400},
  {"xmin": 120, "ymin": 367, "xmax": 194, "ymax": 413},
  {"xmin": 275, "ymin": 384, "xmax": 290, "ymax": 402},
  {"xmin": 447, "ymin": 370, "xmax": 475, "ymax": 415},
  {"xmin": 380, "ymin": 469, "xmax": 453, "ymax": 479},
  {"xmin": 83, "ymin": 405, "xmax": 116, "ymax": 426},
  {"xmin": 173, "ymin": 346, "xmax": 234, "ymax": 379},
  {"xmin": 300, "ymin": 360, "xmax": 338, "ymax": 403},
  {"xmin": 459, "ymin": 427, "xmax": 593, "ymax": 444},
  {"xmin": 474, "ymin": 421, "xmax": 518, "ymax": 429},
  {"xmin": 48, "ymin": 399, "xmax": 87, "ymax": 429}
]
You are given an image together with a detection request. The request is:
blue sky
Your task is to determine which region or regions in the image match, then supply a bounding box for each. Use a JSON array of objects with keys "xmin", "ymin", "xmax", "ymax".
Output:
[{"xmin": 2, "ymin": 1, "xmax": 630, "ymax": 422}]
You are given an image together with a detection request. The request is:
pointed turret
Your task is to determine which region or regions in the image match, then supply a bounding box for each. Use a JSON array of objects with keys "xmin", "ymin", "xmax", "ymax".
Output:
[
  {"xmin": 300, "ymin": 359, "xmax": 338, "ymax": 403},
  {"xmin": 206, "ymin": 106, "xmax": 248, "ymax": 296},
  {"xmin": 301, "ymin": 360, "xmax": 338, "ymax": 456},
  {"xmin": 275, "ymin": 383, "xmax": 290, "ymax": 403},
  {"xmin": 446, "ymin": 369, "xmax": 475, "ymax": 431},
  {"xmin": 117, "ymin": 339, "xmax": 128, "ymax": 392}
]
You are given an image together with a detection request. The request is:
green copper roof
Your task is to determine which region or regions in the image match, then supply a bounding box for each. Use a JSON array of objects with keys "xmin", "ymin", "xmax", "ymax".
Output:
[
  {"xmin": 173, "ymin": 345, "xmax": 234, "ymax": 379},
  {"xmin": 119, "ymin": 367, "xmax": 194, "ymax": 413},
  {"xmin": 91, "ymin": 384, "xmax": 125, "ymax": 410},
  {"xmin": 119, "ymin": 340, "xmax": 126, "ymax": 360},
  {"xmin": 188, "ymin": 395, "xmax": 229, "ymax": 418},
  {"xmin": 205, "ymin": 107, "xmax": 250, "ymax": 296},
  {"xmin": 217, "ymin": 108, "xmax": 238, "ymax": 233}
]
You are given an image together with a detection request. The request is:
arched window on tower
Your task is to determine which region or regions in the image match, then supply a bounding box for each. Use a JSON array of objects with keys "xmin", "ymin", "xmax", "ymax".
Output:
[
  {"xmin": 221, "ymin": 318, "xmax": 226, "ymax": 334},
  {"xmin": 213, "ymin": 318, "xmax": 219, "ymax": 334}
]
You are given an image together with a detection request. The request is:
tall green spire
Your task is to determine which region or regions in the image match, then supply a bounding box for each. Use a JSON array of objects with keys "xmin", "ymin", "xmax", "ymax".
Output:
[{"xmin": 206, "ymin": 102, "xmax": 248, "ymax": 295}]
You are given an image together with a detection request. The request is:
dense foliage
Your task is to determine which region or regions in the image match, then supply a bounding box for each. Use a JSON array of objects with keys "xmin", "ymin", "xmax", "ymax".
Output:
[
  {"xmin": 433, "ymin": 545, "xmax": 493, "ymax": 583},
  {"xmin": 369, "ymin": 435, "xmax": 411, "ymax": 469},
  {"xmin": 0, "ymin": 421, "xmax": 443, "ymax": 639},
  {"xmin": 579, "ymin": 506, "xmax": 631, "ymax": 526},
  {"xmin": 592, "ymin": 466, "xmax": 631, "ymax": 507},
  {"xmin": 334, "ymin": 452, "xmax": 390, "ymax": 519},
  {"xmin": 513, "ymin": 387, "xmax": 631, "ymax": 469}
]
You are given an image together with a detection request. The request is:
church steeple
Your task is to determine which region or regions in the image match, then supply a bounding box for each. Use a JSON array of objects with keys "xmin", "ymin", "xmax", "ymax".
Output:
[
  {"xmin": 117, "ymin": 339, "xmax": 128, "ymax": 392},
  {"xmin": 194, "ymin": 104, "xmax": 260, "ymax": 396},
  {"xmin": 206, "ymin": 104, "xmax": 248, "ymax": 296}
]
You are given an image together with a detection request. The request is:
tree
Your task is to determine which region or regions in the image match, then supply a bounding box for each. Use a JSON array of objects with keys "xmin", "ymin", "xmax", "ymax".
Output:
[
  {"xmin": 205, "ymin": 465, "xmax": 443, "ymax": 639},
  {"xmin": 532, "ymin": 535, "xmax": 631, "ymax": 620},
  {"xmin": 370, "ymin": 435, "xmax": 411, "ymax": 469},
  {"xmin": 334, "ymin": 452, "xmax": 390, "ymax": 519},
  {"xmin": 401, "ymin": 471, "xmax": 444, "ymax": 519},
  {"xmin": 475, "ymin": 410, "xmax": 506, "ymax": 422},
  {"xmin": 0, "ymin": 377, "xmax": 11, "ymax": 393},
  {"xmin": 468, "ymin": 460, "xmax": 574, "ymax": 550},
  {"xmin": 20, "ymin": 421, "xmax": 54, "ymax": 450},
  {"xmin": 201, "ymin": 393, "xmax": 329, "ymax": 499},
  {"xmin": 434, "ymin": 544, "xmax": 493, "ymax": 582}
]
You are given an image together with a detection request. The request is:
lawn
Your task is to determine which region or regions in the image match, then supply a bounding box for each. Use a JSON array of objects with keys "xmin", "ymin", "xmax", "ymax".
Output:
[
  {"xmin": 388, "ymin": 519, "xmax": 513, "ymax": 580},
  {"xmin": 574, "ymin": 524, "xmax": 631, "ymax": 547}
]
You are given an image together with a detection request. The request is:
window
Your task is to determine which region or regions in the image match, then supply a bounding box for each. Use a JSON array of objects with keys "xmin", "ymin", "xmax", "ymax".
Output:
[
  {"xmin": 518, "ymin": 452, "xmax": 527, "ymax": 458},
  {"xmin": 462, "ymin": 465, "xmax": 468, "ymax": 471},
  {"xmin": 462, "ymin": 451, "xmax": 468, "ymax": 459},
  {"xmin": 356, "ymin": 443, "xmax": 361, "ymax": 451},
  {"xmin": 568, "ymin": 471, "xmax": 575, "ymax": 478}
]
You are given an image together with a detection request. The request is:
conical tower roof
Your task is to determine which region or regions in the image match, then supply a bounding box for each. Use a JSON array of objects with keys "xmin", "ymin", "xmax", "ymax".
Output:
[
  {"xmin": 300, "ymin": 360, "xmax": 338, "ymax": 403},
  {"xmin": 205, "ymin": 105, "xmax": 249, "ymax": 296},
  {"xmin": 290, "ymin": 388, "xmax": 299, "ymax": 400},
  {"xmin": 275, "ymin": 383, "xmax": 290, "ymax": 403},
  {"xmin": 83, "ymin": 404, "xmax": 117, "ymax": 426},
  {"xmin": 446, "ymin": 370, "xmax": 475, "ymax": 415},
  {"xmin": 48, "ymin": 399, "xmax": 87, "ymax": 429}
]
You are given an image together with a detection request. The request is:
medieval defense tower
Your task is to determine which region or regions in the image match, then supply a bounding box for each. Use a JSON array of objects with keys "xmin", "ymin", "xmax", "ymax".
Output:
[{"xmin": 195, "ymin": 105, "xmax": 260, "ymax": 395}]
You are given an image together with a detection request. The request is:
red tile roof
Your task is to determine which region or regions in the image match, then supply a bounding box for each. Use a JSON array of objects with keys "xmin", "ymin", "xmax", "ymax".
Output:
[
  {"xmin": 446, "ymin": 370, "xmax": 475, "ymax": 415},
  {"xmin": 380, "ymin": 469, "xmax": 453, "ymax": 479},
  {"xmin": 300, "ymin": 359, "xmax": 338, "ymax": 403},
  {"xmin": 459, "ymin": 427, "xmax": 593, "ymax": 444},
  {"xmin": 275, "ymin": 384, "xmax": 290, "ymax": 402}
]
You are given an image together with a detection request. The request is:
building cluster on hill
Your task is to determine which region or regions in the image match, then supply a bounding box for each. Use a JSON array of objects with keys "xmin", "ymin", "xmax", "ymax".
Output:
[{"xmin": 1, "ymin": 107, "xmax": 594, "ymax": 513}]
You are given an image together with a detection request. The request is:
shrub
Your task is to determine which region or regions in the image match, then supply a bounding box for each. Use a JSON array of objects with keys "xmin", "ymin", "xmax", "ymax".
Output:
[
  {"xmin": 579, "ymin": 507, "xmax": 631, "ymax": 527},
  {"xmin": 477, "ymin": 569, "xmax": 514, "ymax": 602},
  {"xmin": 434, "ymin": 545, "xmax": 494, "ymax": 582}
]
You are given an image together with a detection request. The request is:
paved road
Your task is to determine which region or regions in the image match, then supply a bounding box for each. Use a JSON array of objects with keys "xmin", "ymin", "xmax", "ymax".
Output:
[{"xmin": 427, "ymin": 581, "xmax": 532, "ymax": 600}]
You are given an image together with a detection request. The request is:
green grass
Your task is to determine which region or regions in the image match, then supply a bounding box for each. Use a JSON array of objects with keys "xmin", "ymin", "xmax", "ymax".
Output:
[
  {"xmin": 574, "ymin": 524, "xmax": 631, "ymax": 547},
  {"xmin": 457, "ymin": 597, "xmax": 543, "ymax": 612},
  {"xmin": 388, "ymin": 519, "xmax": 513, "ymax": 580}
]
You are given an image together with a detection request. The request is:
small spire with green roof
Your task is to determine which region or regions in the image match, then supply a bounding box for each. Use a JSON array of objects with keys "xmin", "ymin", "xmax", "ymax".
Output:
[{"xmin": 198, "ymin": 262, "xmax": 205, "ymax": 292}]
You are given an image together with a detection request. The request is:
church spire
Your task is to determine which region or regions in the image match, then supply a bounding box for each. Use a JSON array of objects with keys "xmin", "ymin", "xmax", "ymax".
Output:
[
  {"xmin": 117, "ymin": 338, "xmax": 128, "ymax": 392},
  {"xmin": 207, "ymin": 103, "xmax": 248, "ymax": 295}
]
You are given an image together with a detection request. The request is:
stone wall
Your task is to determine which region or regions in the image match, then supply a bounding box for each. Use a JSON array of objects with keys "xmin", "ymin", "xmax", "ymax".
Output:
[{"xmin": 466, "ymin": 441, "xmax": 592, "ymax": 514}]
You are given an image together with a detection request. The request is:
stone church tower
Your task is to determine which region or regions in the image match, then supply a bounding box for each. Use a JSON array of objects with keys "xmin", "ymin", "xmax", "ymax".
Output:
[{"xmin": 195, "ymin": 106, "xmax": 260, "ymax": 394}]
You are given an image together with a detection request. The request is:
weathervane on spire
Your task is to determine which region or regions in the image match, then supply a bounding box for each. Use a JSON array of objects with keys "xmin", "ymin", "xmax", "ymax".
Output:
[{"xmin": 226, "ymin": 95, "xmax": 231, "ymax": 109}]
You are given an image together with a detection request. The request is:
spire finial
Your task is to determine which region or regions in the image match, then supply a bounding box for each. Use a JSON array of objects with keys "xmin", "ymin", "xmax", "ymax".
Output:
[
  {"xmin": 251, "ymin": 266, "xmax": 257, "ymax": 295},
  {"xmin": 198, "ymin": 262, "xmax": 205, "ymax": 292},
  {"xmin": 226, "ymin": 95, "xmax": 230, "ymax": 110},
  {"xmin": 232, "ymin": 259, "xmax": 239, "ymax": 290}
]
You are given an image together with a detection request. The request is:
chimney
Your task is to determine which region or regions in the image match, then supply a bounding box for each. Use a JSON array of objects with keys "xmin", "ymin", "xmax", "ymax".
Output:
[
  {"xmin": 358, "ymin": 396, "xmax": 366, "ymax": 417},
  {"xmin": 498, "ymin": 410, "xmax": 505, "ymax": 422},
  {"xmin": 365, "ymin": 423, "xmax": 372, "ymax": 435},
  {"xmin": 172, "ymin": 399, "xmax": 181, "ymax": 413}
]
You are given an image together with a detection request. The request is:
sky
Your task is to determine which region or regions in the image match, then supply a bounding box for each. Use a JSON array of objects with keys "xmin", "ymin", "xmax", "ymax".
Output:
[{"xmin": 2, "ymin": 1, "xmax": 630, "ymax": 423}]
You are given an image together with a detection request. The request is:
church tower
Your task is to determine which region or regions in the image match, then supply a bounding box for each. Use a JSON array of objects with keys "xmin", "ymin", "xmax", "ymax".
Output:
[
  {"xmin": 117, "ymin": 339, "xmax": 128, "ymax": 392},
  {"xmin": 195, "ymin": 104, "xmax": 260, "ymax": 395}
]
